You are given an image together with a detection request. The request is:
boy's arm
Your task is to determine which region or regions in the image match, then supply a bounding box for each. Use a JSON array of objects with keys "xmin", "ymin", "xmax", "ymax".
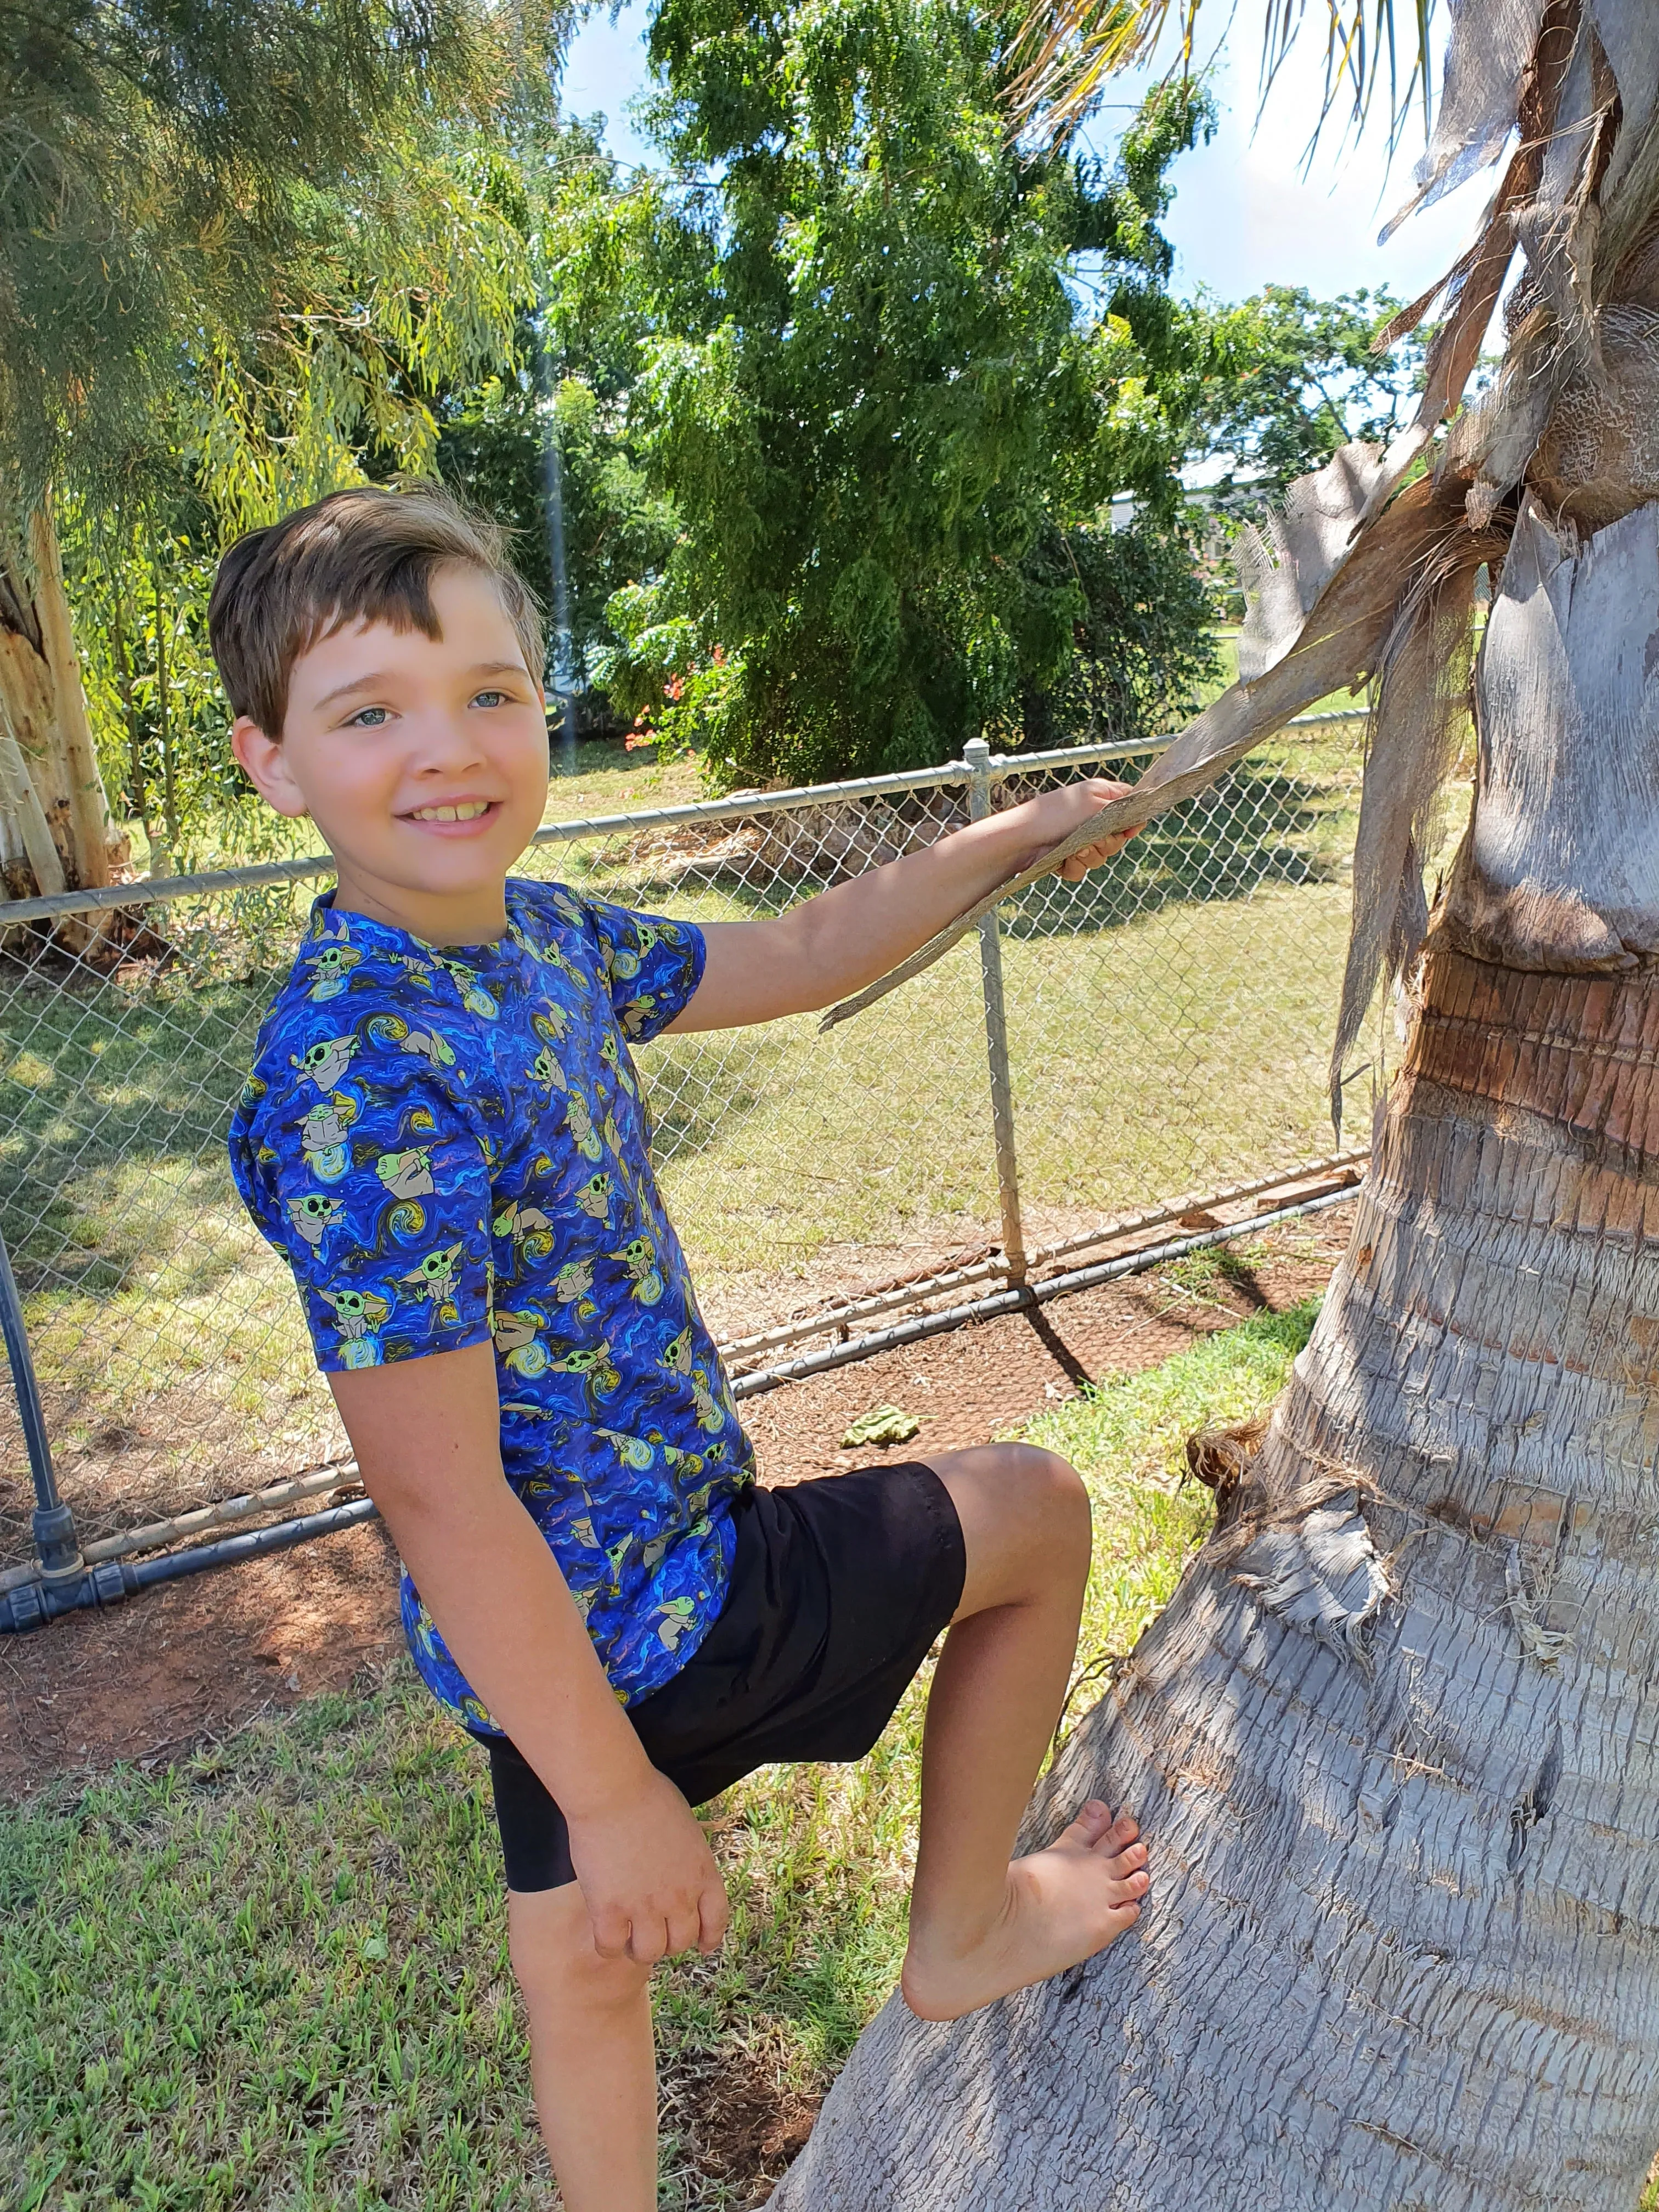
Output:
[
  {"xmin": 667, "ymin": 776, "xmax": 1135, "ymax": 1032},
  {"xmin": 331, "ymin": 1344, "xmax": 727, "ymax": 1961}
]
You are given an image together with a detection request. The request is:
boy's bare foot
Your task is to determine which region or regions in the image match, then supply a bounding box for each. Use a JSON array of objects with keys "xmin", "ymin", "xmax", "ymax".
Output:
[{"xmin": 900, "ymin": 1802, "xmax": 1148, "ymax": 2022}]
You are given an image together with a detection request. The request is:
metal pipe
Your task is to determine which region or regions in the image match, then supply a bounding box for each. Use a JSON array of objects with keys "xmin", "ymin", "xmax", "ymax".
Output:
[
  {"xmin": 0, "ymin": 1224, "xmax": 83, "ymax": 1579},
  {"xmin": 0, "ymin": 1495, "xmax": 380, "ymax": 1634},
  {"xmin": 0, "ymin": 1227, "xmax": 57, "ymax": 1517},
  {"xmin": 964, "ymin": 737, "xmax": 1028, "ymax": 1282},
  {"xmin": 0, "ymin": 1155, "xmax": 1372, "ymax": 1595},
  {"xmin": 718, "ymin": 1150, "xmax": 1369, "ymax": 1369},
  {"xmin": 0, "ymin": 709, "xmax": 1365, "ymax": 927},
  {"xmin": 0, "ymin": 1154, "xmax": 1371, "ymax": 1594},
  {"xmin": 0, "ymin": 1184, "xmax": 1359, "ymax": 1630},
  {"xmin": 0, "ymin": 1459, "xmax": 361, "ymax": 1595},
  {"xmin": 1024, "ymin": 1150, "xmax": 1367, "ymax": 1272},
  {"xmin": 731, "ymin": 1185, "xmax": 1357, "ymax": 1401}
]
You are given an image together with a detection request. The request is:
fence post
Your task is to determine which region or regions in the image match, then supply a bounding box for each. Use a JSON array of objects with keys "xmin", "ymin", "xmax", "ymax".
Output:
[
  {"xmin": 963, "ymin": 737, "xmax": 1028, "ymax": 1284},
  {"xmin": 0, "ymin": 1226, "xmax": 82, "ymax": 1591}
]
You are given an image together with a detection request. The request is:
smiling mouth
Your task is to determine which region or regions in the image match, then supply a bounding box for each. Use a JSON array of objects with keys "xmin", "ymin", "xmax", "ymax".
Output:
[{"xmin": 405, "ymin": 801, "xmax": 494, "ymax": 823}]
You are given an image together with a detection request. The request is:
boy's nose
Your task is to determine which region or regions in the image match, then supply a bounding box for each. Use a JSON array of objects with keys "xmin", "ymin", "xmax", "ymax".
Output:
[{"xmin": 407, "ymin": 712, "xmax": 490, "ymax": 773}]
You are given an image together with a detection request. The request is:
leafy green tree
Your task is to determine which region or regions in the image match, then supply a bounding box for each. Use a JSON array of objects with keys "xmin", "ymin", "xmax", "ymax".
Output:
[
  {"xmin": 0, "ymin": 0, "xmax": 546, "ymax": 894},
  {"xmin": 60, "ymin": 502, "xmax": 230, "ymax": 873},
  {"xmin": 602, "ymin": 0, "xmax": 1221, "ymax": 785},
  {"xmin": 1014, "ymin": 517, "xmax": 1221, "ymax": 751},
  {"xmin": 1195, "ymin": 284, "xmax": 1426, "ymax": 508}
]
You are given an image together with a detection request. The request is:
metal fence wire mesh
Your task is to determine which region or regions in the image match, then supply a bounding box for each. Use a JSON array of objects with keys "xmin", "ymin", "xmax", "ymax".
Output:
[{"xmin": 0, "ymin": 716, "xmax": 1373, "ymax": 1571}]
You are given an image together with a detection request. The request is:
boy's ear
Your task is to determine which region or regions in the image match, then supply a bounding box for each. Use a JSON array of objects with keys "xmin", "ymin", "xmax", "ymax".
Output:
[{"xmin": 232, "ymin": 715, "xmax": 309, "ymax": 818}]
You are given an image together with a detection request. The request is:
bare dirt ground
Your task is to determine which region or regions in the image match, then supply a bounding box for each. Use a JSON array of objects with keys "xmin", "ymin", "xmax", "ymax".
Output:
[{"xmin": 0, "ymin": 1207, "xmax": 1351, "ymax": 1801}]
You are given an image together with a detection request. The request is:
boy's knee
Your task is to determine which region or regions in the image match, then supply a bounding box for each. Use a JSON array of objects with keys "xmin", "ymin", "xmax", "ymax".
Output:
[
  {"xmin": 508, "ymin": 1888, "xmax": 651, "ymax": 2020},
  {"xmin": 935, "ymin": 1441, "xmax": 1092, "ymax": 1613},
  {"xmin": 986, "ymin": 1443, "xmax": 1091, "ymax": 1569},
  {"xmin": 1006, "ymin": 1442, "xmax": 1089, "ymax": 1526}
]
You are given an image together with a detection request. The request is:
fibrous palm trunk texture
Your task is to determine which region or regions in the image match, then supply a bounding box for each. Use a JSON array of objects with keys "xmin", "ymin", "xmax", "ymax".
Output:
[{"xmin": 779, "ymin": 3, "xmax": 1659, "ymax": 2205}]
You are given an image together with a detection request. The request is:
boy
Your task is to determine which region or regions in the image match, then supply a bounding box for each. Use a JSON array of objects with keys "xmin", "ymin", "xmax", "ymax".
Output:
[{"xmin": 216, "ymin": 484, "xmax": 1149, "ymax": 2210}]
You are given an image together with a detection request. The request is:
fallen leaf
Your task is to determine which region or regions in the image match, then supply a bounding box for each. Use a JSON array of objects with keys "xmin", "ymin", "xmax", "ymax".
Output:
[{"xmin": 839, "ymin": 1403, "xmax": 922, "ymax": 1449}]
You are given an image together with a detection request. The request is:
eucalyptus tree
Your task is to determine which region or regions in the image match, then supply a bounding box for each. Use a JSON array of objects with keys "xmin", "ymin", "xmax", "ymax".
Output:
[
  {"xmin": 0, "ymin": 0, "xmax": 544, "ymax": 897},
  {"xmin": 776, "ymin": 3, "xmax": 1659, "ymax": 2207}
]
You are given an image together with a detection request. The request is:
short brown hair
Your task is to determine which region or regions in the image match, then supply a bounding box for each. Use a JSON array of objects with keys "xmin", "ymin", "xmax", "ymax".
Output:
[{"xmin": 208, "ymin": 483, "xmax": 545, "ymax": 736}]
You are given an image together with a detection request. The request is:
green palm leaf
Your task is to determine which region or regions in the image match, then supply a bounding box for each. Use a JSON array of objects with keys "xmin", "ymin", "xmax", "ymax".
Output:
[{"xmin": 1003, "ymin": 0, "xmax": 1436, "ymax": 155}]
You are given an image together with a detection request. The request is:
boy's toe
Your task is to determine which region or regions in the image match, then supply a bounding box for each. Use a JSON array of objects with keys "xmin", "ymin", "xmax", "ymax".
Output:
[
  {"xmin": 1099, "ymin": 1841, "xmax": 1149, "ymax": 1884},
  {"xmin": 1057, "ymin": 1800, "xmax": 1116, "ymax": 1848}
]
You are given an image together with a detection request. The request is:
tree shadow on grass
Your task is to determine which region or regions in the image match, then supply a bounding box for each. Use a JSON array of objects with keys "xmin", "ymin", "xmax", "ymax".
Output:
[
  {"xmin": 580, "ymin": 754, "xmax": 1352, "ymax": 944},
  {"xmin": 0, "ymin": 966, "xmax": 283, "ymax": 1300},
  {"xmin": 1002, "ymin": 758, "xmax": 1350, "ymax": 942}
]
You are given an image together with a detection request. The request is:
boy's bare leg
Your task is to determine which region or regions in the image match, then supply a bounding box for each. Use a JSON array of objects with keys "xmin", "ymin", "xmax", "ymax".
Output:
[
  {"xmin": 901, "ymin": 1442, "xmax": 1149, "ymax": 2022},
  {"xmin": 508, "ymin": 1883, "xmax": 658, "ymax": 2211}
]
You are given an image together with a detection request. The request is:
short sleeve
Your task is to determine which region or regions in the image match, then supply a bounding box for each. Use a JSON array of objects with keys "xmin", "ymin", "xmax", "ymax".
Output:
[
  {"xmin": 235, "ymin": 1033, "xmax": 496, "ymax": 1374},
  {"xmin": 583, "ymin": 896, "xmax": 706, "ymax": 1042}
]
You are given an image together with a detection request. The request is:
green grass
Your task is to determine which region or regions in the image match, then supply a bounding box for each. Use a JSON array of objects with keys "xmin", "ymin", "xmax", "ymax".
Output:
[
  {"xmin": 0, "ymin": 1306, "xmax": 1317, "ymax": 2212},
  {"xmin": 538, "ymin": 738, "xmax": 705, "ymax": 827}
]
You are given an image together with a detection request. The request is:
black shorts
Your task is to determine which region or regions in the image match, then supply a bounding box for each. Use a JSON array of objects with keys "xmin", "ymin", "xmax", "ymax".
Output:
[{"xmin": 476, "ymin": 1462, "xmax": 966, "ymax": 1892}]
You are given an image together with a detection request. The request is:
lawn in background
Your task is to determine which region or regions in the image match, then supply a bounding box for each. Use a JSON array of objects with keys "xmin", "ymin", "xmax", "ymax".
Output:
[{"xmin": 1, "ymin": 1302, "xmax": 1314, "ymax": 2212}]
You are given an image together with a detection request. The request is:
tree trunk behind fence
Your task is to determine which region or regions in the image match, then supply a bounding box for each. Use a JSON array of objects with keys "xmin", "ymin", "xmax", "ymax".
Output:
[
  {"xmin": 0, "ymin": 500, "xmax": 120, "ymax": 900},
  {"xmin": 774, "ymin": 500, "xmax": 1659, "ymax": 2209}
]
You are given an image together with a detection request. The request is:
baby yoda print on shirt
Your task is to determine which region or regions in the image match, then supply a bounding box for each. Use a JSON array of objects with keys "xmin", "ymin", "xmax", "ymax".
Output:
[{"xmin": 229, "ymin": 879, "xmax": 749, "ymax": 1728}]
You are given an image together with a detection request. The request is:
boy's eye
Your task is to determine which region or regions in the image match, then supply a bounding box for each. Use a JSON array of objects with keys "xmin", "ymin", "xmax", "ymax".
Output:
[
  {"xmin": 345, "ymin": 706, "xmax": 390, "ymax": 727},
  {"xmin": 471, "ymin": 689, "xmax": 508, "ymax": 709}
]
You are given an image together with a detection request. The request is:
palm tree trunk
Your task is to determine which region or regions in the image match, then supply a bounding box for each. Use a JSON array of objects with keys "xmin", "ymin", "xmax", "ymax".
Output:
[
  {"xmin": 0, "ymin": 499, "xmax": 121, "ymax": 899},
  {"xmin": 775, "ymin": 498, "xmax": 1659, "ymax": 2209}
]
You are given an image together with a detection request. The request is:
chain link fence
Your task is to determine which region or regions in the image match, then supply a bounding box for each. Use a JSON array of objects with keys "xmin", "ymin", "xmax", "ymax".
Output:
[{"xmin": 0, "ymin": 715, "xmax": 1375, "ymax": 1582}]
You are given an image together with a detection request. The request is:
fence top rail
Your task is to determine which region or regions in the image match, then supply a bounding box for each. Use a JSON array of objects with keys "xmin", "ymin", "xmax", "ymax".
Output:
[{"xmin": 0, "ymin": 708, "xmax": 1368, "ymax": 929}]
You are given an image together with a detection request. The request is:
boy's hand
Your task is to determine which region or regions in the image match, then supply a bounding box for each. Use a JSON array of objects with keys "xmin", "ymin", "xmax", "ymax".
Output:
[
  {"xmin": 566, "ymin": 1769, "xmax": 731, "ymax": 1964},
  {"xmin": 1017, "ymin": 777, "xmax": 1139, "ymax": 879}
]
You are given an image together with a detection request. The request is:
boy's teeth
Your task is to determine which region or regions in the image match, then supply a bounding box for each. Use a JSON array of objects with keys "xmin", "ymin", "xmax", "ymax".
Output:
[{"xmin": 412, "ymin": 802, "xmax": 488, "ymax": 822}]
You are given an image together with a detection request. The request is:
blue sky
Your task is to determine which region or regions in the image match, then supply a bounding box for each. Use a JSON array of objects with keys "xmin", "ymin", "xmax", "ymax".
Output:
[{"xmin": 560, "ymin": 4, "xmax": 1497, "ymax": 309}]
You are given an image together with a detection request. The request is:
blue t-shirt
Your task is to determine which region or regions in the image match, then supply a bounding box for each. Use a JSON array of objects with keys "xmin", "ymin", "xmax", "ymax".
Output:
[{"xmin": 228, "ymin": 877, "xmax": 750, "ymax": 1729}]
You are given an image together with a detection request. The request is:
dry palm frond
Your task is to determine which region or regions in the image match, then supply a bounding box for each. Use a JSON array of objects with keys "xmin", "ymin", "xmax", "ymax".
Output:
[
  {"xmin": 1236, "ymin": 442, "xmax": 1411, "ymax": 679},
  {"xmin": 1186, "ymin": 1415, "xmax": 1268, "ymax": 1526},
  {"xmin": 1380, "ymin": 0, "xmax": 1548, "ymax": 239},
  {"xmin": 1327, "ymin": 516, "xmax": 1509, "ymax": 1133}
]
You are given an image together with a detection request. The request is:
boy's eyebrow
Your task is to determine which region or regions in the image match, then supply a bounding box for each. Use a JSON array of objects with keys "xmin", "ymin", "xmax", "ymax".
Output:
[
  {"xmin": 313, "ymin": 670, "xmax": 397, "ymax": 710},
  {"xmin": 312, "ymin": 660, "xmax": 528, "ymax": 712}
]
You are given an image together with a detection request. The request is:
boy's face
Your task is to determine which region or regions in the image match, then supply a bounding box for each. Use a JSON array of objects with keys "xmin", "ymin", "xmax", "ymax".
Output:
[{"xmin": 232, "ymin": 564, "xmax": 549, "ymax": 941}]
